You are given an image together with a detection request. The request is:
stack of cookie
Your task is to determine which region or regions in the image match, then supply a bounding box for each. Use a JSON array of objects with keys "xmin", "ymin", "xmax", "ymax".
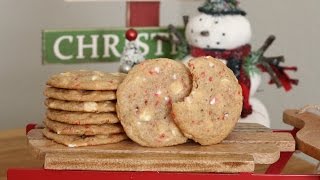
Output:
[{"xmin": 42, "ymin": 70, "xmax": 128, "ymax": 147}]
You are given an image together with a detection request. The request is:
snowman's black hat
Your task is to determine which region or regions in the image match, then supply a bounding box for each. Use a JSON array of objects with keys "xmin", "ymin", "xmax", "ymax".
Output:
[{"xmin": 198, "ymin": 0, "xmax": 246, "ymax": 16}]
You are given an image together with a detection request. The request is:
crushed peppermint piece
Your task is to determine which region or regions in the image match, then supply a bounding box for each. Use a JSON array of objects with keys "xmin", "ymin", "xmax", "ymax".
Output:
[{"xmin": 155, "ymin": 90, "xmax": 162, "ymax": 96}]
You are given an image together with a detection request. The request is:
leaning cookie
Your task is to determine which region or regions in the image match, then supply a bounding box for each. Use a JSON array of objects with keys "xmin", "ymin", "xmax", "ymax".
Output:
[
  {"xmin": 172, "ymin": 56, "xmax": 243, "ymax": 145},
  {"xmin": 44, "ymin": 87, "xmax": 116, "ymax": 101},
  {"xmin": 45, "ymin": 98, "xmax": 116, "ymax": 113},
  {"xmin": 44, "ymin": 118, "xmax": 124, "ymax": 136},
  {"xmin": 116, "ymin": 58, "xmax": 192, "ymax": 147},
  {"xmin": 46, "ymin": 109, "xmax": 119, "ymax": 125},
  {"xmin": 42, "ymin": 128, "xmax": 128, "ymax": 147},
  {"xmin": 47, "ymin": 70, "xmax": 126, "ymax": 90}
]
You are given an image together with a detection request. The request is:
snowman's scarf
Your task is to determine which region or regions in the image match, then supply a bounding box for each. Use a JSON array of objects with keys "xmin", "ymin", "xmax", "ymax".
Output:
[{"xmin": 190, "ymin": 44, "xmax": 251, "ymax": 60}]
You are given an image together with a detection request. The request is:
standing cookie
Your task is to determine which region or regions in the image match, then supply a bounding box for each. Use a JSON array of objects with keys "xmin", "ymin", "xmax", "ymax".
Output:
[
  {"xmin": 117, "ymin": 59, "xmax": 192, "ymax": 147},
  {"xmin": 172, "ymin": 56, "xmax": 243, "ymax": 145}
]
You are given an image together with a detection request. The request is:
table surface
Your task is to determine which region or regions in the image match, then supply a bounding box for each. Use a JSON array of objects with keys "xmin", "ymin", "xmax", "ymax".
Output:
[{"xmin": 0, "ymin": 128, "xmax": 318, "ymax": 180}]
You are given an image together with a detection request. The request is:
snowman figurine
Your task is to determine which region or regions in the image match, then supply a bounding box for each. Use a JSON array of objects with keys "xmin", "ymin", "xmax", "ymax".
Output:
[{"xmin": 184, "ymin": 0, "xmax": 270, "ymax": 127}]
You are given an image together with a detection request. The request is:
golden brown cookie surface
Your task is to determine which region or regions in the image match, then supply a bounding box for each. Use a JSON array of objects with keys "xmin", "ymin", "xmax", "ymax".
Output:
[
  {"xmin": 42, "ymin": 128, "xmax": 128, "ymax": 147},
  {"xmin": 46, "ymin": 109, "xmax": 119, "ymax": 125},
  {"xmin": 45, "ymin": 98, "xmax": 116, "ymax": 113},
  {"xmin": 44, "ymin": 87, "xmax": 116, "ymax": 101},
  {"xmin": 116, "ymin": 59, "xmax": 192, "ymax": 147},
  {"xmin": 172, "ymin": 56, "xmax": 243, "ymax": 145},
  {"xmin": 44, "ymin": 118, "xmax": 124, "ymax": 136},
  {"xmin": 47, "ymin": 70, "xmax": 126, "ymax": 90}
]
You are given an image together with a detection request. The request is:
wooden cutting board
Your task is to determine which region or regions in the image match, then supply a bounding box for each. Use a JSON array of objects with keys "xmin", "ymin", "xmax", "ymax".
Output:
[{"xmin": 27, "ymin": 123, "xmax": 295, "ymax": 173}]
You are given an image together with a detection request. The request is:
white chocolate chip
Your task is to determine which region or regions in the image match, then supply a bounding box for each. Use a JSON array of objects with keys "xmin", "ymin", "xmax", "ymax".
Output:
[
  {"xmin": 209, "ymin": 63, "xmax": 214, "ymax": 68},
  {"xmin": 185, "ymin": 97, "xmax": 192, "ymax": 103},
  {"xmin": 68, "ymin": 144, "xmax": 77, "ymax": 148},
  {"xmin": 224, "ymin": 113, "xmax": 229, "ymax": 118},
  {"xmin": 91, "ymin": 75, "xmax": 99, "ymax": 81},
  {"xmin": 139, "ymin": 110, "xmax": 152, "ymax": 122},
  {"xmin": 172, "ymin": 74, "xmax": 177, "ymax": 80},
  {"xmin": 169, "ymin": 82, "xmax": 183, "ymax": 95},
  {"xmin": 154, "ymin": 67, "xmax": 160, "ymax": 73},
  {"xmin": 171, "ymin": 129, "xmax": 177, "ymax": 136},
  {"xmin": 84, "ymin": 102, "xmax": 98, "ymax": 111},
  {"xmin": 61, "ymin": 72, "xmax": 71, "ymax": 76},
  {"xmin": 210, "ymin": 97, "xmax": 216, "ymax": 105},
  {"xmin": 164, "ymin": 96, "xmax": 170, "ymax": 102}
]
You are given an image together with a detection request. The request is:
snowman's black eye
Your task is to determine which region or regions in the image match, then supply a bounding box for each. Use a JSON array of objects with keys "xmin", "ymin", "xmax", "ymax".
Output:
[
  {"xmin": 216, "ymin": 42, "xmax": 220, "ymax": 45},
  {"xmin": 199, "ymin": 18, "xmax": 202, "ymax": 21},
  {"xmin": 222, "ymin": 33, "xmax": 226, "ymax": 36}
]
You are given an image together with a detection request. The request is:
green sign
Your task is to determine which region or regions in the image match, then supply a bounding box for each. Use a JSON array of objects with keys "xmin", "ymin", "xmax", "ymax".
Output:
[{"xmin": 42, "ymin": 27, "xmax": 184, "ymax": 64}]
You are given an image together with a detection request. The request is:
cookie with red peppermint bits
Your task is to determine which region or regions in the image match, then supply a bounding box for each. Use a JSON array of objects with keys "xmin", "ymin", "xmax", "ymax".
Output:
[
  {"xmin": 116, "ymin": 58, "xmax": 192, "ymax": 147},
  {"xmin": 47, "ymin": 70, "xmax": 126, "ymax": 90},
  {"xmin": 172, "ymin": 56, "xmax": 243, "ymax": 145}
]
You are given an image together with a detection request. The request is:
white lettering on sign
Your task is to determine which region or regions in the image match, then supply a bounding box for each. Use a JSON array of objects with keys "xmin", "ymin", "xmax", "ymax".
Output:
[
  {"xmin": 53, "ymin": 35, "xmax": 73, "ymax": 60},
  {"xmin": 150, "ymin": 32, "xmax": 168, "ymax": 56},
  {"xmin": 103, "ymin": 34, "xmax": 121, "ymax": 58},
  {"xmin": 137, "ymin": 33, "xmax": 149, "ymax": 56},
  {"xmin": 76, "ymin": 35, "xmax": 99, "ymax": 59}
]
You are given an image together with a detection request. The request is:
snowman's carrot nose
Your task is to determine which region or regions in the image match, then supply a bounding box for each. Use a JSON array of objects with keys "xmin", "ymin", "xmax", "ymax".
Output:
[{"xmin": 200, "ymin": 31, "xmax": 210, "ymax": 37}]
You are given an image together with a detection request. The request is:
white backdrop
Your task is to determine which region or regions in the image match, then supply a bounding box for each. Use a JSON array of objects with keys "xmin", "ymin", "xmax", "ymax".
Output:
[{"xmin": 0, "ymin": 0, "xmax": 319, "ymax": 130}]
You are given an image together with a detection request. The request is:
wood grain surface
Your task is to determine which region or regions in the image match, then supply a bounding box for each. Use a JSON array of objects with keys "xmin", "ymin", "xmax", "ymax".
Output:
[
  {"xmin": 0, "ymin": 127, "xmax": 317, "ymax": 180},
  {"xmin": 26, "ymin": 123, "xmax": 296, "ymax": 172}
]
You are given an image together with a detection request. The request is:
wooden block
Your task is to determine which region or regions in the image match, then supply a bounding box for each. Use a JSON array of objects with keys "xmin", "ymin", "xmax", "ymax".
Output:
[
  {"xmin": 223, "ymin": 132, "xmax": 296, "ymax": 152},
  {"xmin": 233, "ymin": 123, "xmax": 272, "ymax": 132},
  {"xmin": 45, "ymin": 152, "xmax": 254, "ymax": 173},
  {"xmin": 283, "ymin": 109, "xmax": 320, "ymax": 160},
  {"xmin": 27, "ymin": 129, "xmax": 280, "ymax": 165}
]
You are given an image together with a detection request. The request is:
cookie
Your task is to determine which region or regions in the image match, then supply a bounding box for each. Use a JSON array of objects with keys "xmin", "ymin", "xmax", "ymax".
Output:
[
  {"xmin": 46, "ymin": 109, "xmax": 119, "ymax": 125},
  {"xmin": 42, "ymin": 128, "xmax": 128, "ymax": 147},
  {"xmin": 117, "ymin": 58, "xmax": 192, "ymax": 147},
  {"xmin": 172, "ymin": 56, "xmax": 243, "ymax": 145},
  {"xmin": 44, "ymin": 87, "xmax": 116, "ymax": 101},
  {"xmin": 45, "ymin": 98, "xmax": 116, "ymax": 113},
  {"xmin": 44, "ymin": 118, "xmax": 124, "ymax": 136},
  {"xmin": 47, "ymin": 70, "xmax": 126, "ymax": 90}
]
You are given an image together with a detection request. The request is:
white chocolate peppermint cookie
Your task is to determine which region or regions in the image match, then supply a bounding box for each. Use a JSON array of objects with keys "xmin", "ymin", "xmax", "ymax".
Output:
[
  {"xmin": 172, "ymin": 56, "xmax": 243, "ymax": 145},
  {"xmin": 46, "ymin": 109, "xmax": 119, "ymax": 125},
  {"xmin": 47, "ymin": 70, "xmax": 126, "ymax": 90},
  {"xmin": 45, "ymin": 98, "xmax": 116, "ymax": 113},
  {"xmin": 44, "ymin": 118, "xmax": 123, "ymax": 136},
  {"xmin": 42, "ymin": 128, "xmax": 128, "ymax": 147},
  {"xmin": 116, "ymin": 58, "xmax": 192, "ymax": 147},
  {"xmin": 44, "ymin": 87, "xmax": 116, "ymax": 102}
]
